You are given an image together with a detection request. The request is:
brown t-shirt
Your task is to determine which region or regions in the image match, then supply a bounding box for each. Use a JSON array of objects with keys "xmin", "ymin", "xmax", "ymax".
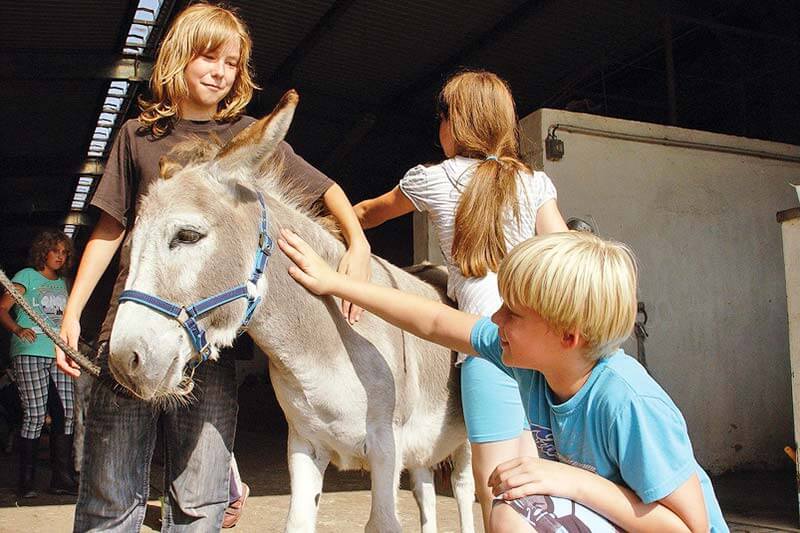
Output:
[{"xmin": 91, "ymin": 116, "xmax": 334, "ymax": 341}]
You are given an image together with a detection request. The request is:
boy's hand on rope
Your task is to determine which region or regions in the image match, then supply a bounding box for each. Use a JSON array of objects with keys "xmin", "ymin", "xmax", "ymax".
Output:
[
  {"xmin": 56, "ymin": 315, "xmax": 82, "ymax": 378},
  {"xmin": 337, "ymin": 242, "xmax": 371, "ymax": 324},
  {"xmin": 279, "ymin": 229, "xmax": 341, "ymax": 297}
]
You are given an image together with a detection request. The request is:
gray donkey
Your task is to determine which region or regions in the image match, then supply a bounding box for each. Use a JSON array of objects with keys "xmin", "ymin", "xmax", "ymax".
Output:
[{"xmin": 108, "ymin": 91, "xmax": 475, "ymax": 533}]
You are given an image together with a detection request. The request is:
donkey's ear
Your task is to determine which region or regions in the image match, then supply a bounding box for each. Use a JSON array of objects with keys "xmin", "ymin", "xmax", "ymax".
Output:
[{"xmin": 213, "ymin": 90, "xmax": 299, "ymax": 177}]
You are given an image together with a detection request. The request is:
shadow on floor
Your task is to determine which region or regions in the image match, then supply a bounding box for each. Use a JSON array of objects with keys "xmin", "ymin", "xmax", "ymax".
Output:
[{"xmin": 0, "ymin": 418, "xmax": 797, "ymax": 531}]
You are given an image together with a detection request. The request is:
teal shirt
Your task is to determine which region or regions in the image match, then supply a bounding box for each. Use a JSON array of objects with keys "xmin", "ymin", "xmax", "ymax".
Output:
[
  {"xmin": 9, "ymin": 268, "xmax": 68, "ymax": 358},
  {"xmin": 470, "ymin": 317, "xmax": 728, "ymax": 532}
]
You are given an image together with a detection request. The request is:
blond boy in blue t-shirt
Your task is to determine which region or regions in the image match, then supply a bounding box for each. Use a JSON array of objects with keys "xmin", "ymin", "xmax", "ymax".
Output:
[{"xmin": 278, "ymin": 229, "xmax": 727, "ymax": 532}]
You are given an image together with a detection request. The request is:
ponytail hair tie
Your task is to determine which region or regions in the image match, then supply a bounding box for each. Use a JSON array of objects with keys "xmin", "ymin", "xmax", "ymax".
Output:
[{"xmin": 485, "ymin": 155, "xmax": 499, "ymax": 161}]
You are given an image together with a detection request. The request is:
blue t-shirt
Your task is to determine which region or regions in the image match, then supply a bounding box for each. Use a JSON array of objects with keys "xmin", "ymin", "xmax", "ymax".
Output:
[
  {"xmin": 470, "ymin": 317, "xmax": 728, "ymax": 532},
  {"xmin": 9, "ymin": 268, "xmax": 68, "ymax": 358}
]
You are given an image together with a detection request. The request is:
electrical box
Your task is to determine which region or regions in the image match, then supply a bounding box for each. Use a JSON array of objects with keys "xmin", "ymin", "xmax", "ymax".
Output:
[{"xmin": 545, "ymin": 132, "xmax": 564, "ymax": 161}]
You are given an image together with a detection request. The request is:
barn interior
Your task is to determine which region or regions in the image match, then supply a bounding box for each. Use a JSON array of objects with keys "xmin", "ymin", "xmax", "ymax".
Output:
[{"xmin": 0, "ymin": 0, "xmax": 799, "ymax": 530}]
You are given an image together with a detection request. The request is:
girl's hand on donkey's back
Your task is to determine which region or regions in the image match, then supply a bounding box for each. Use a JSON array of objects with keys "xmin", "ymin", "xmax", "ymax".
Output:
[
  {"xmin": 337, "ymin": 243, "xmax": 371, "ymax": 324},
  {"xmin": 279, "ymin": 229, "xmax": 339, "ymax": 296}
]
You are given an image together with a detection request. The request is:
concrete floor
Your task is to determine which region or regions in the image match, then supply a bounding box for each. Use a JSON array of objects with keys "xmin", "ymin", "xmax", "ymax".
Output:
[{"xmin": 0, "ymin": 426, "xmax": 797, "ymax": 532}]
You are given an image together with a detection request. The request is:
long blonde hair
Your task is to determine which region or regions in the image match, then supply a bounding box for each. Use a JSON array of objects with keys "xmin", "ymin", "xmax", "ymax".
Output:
[
  {"xmin": 138, "ymin": 3, "xmax": 258, "ymax": 137},
  {"xmin": 440, "ymin": 70, "xmax": 530, "ymax": 277}
]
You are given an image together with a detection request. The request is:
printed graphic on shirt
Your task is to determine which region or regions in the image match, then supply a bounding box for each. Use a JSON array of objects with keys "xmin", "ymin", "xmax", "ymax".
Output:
[
  {"xmin": 36, "ymin": 286, "xmax": 67, "ymax": 327},
  {"xmin": 530, "ymin": 423, "xmax": 599, "ymax": 473},
  {"xmin": 530, "ymin": 423, "xmax": 558, "ymax": 461},
  {"xmin": 504, "ymin": 494, "xmax": 619, "ymax": 533}
]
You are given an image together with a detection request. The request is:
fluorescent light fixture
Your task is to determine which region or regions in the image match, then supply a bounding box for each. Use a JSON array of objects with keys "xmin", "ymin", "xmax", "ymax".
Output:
[
  {"xmin": 123, "ymin": 0, "xmax": 163, "ymax": 55},
  {"xmin": 90, "ymin": 141, "xmax": 108, "ymax": 153},
  {"xmin": 103, "ymin": 96, "xmax": 123, "ymax": 112},
  {"xmin": 108, "ymin": 81, "xmax": 130, "ymax": 96},
  {"xmin": 93, "ymin": 127, "xmax": 111, "ymax": 140},
  {"xmin": 98, "ymin": 112, "xmax": 117, "ymax": 127},
  {"xmin": 69, "ymin": 1, "xmax": 163, "ymax": 220}
]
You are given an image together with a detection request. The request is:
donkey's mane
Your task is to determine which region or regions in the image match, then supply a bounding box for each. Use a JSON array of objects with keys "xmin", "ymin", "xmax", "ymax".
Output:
[{"xmin": 162, "ymin": 136, "xmax": 341, "ymax": 237}]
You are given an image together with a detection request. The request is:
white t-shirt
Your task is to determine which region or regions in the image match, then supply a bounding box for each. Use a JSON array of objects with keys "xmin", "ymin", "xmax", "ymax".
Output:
[{"xmin": 399, "ymin": 156, "xmax": 557, "ymax": 361}]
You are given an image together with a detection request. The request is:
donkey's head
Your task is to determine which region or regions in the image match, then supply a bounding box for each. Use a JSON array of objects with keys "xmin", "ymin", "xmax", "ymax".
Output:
[{"xmin": 109, "ymin": 91, "xmax": 298, "ymax": 401}]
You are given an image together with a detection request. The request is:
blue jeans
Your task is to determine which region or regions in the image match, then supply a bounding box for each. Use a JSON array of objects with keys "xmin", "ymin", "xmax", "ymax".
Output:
[{"xmin": 73, "ymin": 357, "xmax": 238, "ymax": 532}]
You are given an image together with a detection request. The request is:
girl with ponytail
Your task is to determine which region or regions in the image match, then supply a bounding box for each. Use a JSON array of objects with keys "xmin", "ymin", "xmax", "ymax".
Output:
[{"xmin": 355, "ymin": 69, "xmax": 567, "ymax": 530}]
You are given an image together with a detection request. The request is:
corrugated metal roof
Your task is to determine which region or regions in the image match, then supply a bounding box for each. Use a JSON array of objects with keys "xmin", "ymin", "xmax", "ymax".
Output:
[
  {"xmin": 0, "ymin": 80, "xmax": 107, "ymax": 158},
  {"xmin": 1, "ymin": 1, "xmax": 132, "ymax": 50},
  {"xmin": 293, "ymin": 0, "xmax": 527, "ymax": 103},
  {"xmin": 467, "ymin": 0, "xmax": 666, "ymax": 113},
  {"xmin": 0, "ymin": 0, "xmax": 136, "ymax": 270},
  {"xmin": 0, "ymin": 0, "xmax": 797, "ymax": 271},
  {"xmin": 236, "ymin": 1, "xmax": 337, "ymax": 81}
]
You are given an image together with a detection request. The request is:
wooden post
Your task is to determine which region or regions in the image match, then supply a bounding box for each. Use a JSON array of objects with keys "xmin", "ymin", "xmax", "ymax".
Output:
[{"xmin": 777, "ymin": 207, "xmax": 800, "ymax": 526}]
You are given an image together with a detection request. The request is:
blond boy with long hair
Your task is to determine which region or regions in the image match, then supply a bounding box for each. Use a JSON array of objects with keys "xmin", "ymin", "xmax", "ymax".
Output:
[
  {"xmin": 354, "ymin": 69, "xmax": 568, "ymax": 528},
  {"xmin": 57, "ymin": 4, "xmax": 371, "ymax": 530},
  {"xmin": 279, "ymin": 229, "xmax": 728, "ymax": 532}
]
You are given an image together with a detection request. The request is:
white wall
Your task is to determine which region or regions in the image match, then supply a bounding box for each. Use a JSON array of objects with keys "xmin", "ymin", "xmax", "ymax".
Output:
[{"xmin": 517, "ymin": 109, "xmax": 800, "ymax": 473}]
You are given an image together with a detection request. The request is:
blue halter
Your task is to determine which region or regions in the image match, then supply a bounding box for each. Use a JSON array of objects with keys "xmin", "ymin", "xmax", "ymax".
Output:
[{"xmin": 119, "ymin": 192, "xmax": 272, "ymax": 364}]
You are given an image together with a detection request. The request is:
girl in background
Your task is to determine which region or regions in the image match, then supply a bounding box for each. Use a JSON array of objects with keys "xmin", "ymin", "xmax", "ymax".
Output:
[{"xmin": 0, "ymin": 229, "xmax": 76, "ymax": 497}]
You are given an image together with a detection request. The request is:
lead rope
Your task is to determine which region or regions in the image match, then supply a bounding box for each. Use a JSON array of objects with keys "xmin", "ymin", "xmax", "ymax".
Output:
[{"xmin": 0, "ymin": 267, "xmax": 102, "ymax": 379}]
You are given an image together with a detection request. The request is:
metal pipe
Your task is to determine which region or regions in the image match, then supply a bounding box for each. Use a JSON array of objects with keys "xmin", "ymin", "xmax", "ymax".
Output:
[{"xmin": 548, "ymin": 123, "xmax": 800, "ymax": 164}]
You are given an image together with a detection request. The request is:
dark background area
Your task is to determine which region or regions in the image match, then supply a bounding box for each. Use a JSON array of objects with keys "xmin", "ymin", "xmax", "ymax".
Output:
[{"xmin": 1, "ymin": 0, "xmax": 798, "ymax": 341}]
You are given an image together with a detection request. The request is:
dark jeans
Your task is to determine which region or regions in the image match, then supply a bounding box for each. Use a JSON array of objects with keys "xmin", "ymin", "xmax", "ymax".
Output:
[{"xmin": 73, "ymin": 358, "xmax": 238, "ymax": 532}]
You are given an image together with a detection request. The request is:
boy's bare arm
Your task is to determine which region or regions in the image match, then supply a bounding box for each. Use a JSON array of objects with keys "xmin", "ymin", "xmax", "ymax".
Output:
[
  {"xmin": 278, "ymin": 229, "xmax": 477, "ymax": 354},
  {"xmin": 490, "ymin": 457, "xmax": 708, "ymax": 533},
  {"xmin": 57, "ymin": 211, "xmax": 125, "ymax": 376},
  {"xmin": 657, "ymin": 475, "xmax": 711, "ymax": 533},
  {"xmin": 353, "ymin": 186, "xmax": 415, "ymax": 229}
]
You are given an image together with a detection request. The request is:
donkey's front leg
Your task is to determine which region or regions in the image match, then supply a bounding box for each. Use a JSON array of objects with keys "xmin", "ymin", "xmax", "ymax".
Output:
[
  {"xmin": 365, "ymin": 426, "xmax": 403, "ymax": 533},
  {"xmin": 410, "ymin": 467, "xmax": 438, "ymax": 533},
  {"xmin": 285, "ymin": 425, "xmax": 330, "ymax": 533},
  {"xmin": 450, "ymin": 442, "xmax": 476, "ymax": 533}
]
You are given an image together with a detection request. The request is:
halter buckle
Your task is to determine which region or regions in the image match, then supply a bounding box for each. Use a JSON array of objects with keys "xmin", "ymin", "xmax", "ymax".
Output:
[
  {"xmin": 258, "ymin": 233, "xmax": 273, "ymax": 255},
  {"xmin": 199, "ymin": 342, "xmax": 212, "ymax": 362},
  {"xmin": 176, "ymin": 307, "xmax": 190, "ymax": 325}
]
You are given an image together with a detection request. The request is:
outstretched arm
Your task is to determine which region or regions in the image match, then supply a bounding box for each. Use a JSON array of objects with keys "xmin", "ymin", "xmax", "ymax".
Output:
[
  {"xmin": 490, "ymin": 457, "xmax": 708, "ymax": 533},
  {"xmin": 278, "ymin": 229, "xmax": 477, "ymax": 354},
  {"xmin": 322, "ymin": 184, "xmax": 372, "ymax": 324},
  {"xmin": 353, "ymin": 186, "xmax": 415, "ymax": 229},
  {"xmin": 57, "ymin": 211, "xmax": 125, "ymax": 377}
]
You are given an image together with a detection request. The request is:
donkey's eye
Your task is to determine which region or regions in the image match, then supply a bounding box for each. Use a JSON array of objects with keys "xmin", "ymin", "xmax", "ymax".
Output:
[{"xmin": 170, "ymin": 229, "xmax": 204, "ymax": 249}]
